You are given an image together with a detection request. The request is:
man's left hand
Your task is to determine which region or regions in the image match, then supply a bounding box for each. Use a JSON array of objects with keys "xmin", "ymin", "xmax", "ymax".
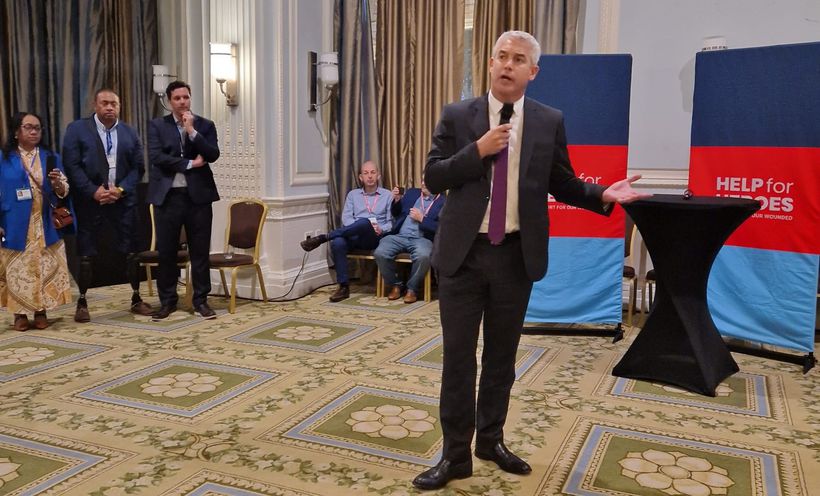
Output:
[{"xmin": 602, "ymin": 174, "xmax": 652, "ymax": 205}]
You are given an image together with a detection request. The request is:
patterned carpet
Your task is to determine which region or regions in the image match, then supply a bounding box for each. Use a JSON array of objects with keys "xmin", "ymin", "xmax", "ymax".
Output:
[{"xmin": 0, "ymin": 283, "xmax": 817, "ymax": 495}]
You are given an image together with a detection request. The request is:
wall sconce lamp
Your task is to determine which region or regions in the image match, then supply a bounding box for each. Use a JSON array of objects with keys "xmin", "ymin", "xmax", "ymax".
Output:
[
  {"xmin": 152, "ymin": 65, "xmax": 177, "ymax": 111},
  {"xmin": 308, "ymin": 51, "xmax": 339, "ymax": 112},
  {"xmin": 210, "ymin": 42, "xmax": 238, "ymax": 106}
]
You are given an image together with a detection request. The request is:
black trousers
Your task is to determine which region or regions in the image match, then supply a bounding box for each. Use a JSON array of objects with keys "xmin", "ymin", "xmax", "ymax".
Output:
[
  {"xmin": 154, "ymin": 188, "xmax": 213, "ymax": 308},
  {"xmin": 438, "ymin": 235, "xmax": 533, "ymax": 462}
]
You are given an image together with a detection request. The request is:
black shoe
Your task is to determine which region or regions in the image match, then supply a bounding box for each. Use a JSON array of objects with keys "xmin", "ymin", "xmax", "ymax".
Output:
[
  {"xmin": 475, "ymin": 442, "xmax": 531, "ymax": 475},
  {"xmin": 300, "ymin": 234, "xmax": 327, "ymax": 252},
  {"xmin": 412, "ymin": 459, "xmax": 472, "ymax": 490},
  {"xmin": 194, "ymin": 303, "xmax": 216, "ymax": 319},
  {"xmin": 151, "ymin": 305, "xmax": 177, "ymax": 320},
  {"xmin": 329, "ymin": 284, "xmax": 350, "ymax": 302}
]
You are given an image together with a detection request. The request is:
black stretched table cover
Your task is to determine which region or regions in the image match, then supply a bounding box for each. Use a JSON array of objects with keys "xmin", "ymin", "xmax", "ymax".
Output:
[{"xmin": 612, "ymin": 195, "xmax": 760, "ymax": 396}]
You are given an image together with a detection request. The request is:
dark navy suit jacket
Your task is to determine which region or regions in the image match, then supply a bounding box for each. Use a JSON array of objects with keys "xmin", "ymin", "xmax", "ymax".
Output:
[
  {"xmin": 146, "ymin": 114, "xmax": 220, "ymax": 206},
  {"xmin": 389, "ymin": 188, "xmax": 445, "ymax": 242},
  {"xmin": 62, "ymin": 116, "xmax": 144, "ymax": 209}
]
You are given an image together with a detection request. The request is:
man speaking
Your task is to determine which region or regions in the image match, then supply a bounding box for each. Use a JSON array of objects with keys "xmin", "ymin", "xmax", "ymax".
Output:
[{"xmin": 414, "ymin": 31, "xmax": 649, "ymax": 490}]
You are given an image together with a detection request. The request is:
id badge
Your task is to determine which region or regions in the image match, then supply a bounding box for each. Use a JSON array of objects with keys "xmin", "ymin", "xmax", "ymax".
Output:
[
  {"xmin": 16, "ymin": 188, "xmax": 33, "ymax": 201},
  {"xmin": 368, "ymin": 217, "xmax": 378, "ymax": 229}
]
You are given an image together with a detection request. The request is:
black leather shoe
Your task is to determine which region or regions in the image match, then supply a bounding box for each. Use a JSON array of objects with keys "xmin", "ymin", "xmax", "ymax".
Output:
[
  {"xmin": 194, "ymin": 303, "xmax": 216, "ymax": 319},
  {"xmin": 475, "ymin": 442, "xmax": 531, "ymax": 475},
  {"xmin": 412, "ymin": 459, "xmax": 472, "ymax": 490},
  {"xmin": 151, "ymin": 305, "xmax": 177, "ymax": 320},
  {"xmin": 329, "ymin": 285, "xmax": 350, "ymax": 302},
  {"xmin": 300, "ymin": 234, "xmax": 327, "ymax": 252}
]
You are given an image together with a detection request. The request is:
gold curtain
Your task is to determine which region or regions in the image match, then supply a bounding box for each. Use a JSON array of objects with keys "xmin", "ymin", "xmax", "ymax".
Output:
[
  {"xmin": 329, "ymin": 0, "xmax": 380, "ymax": 228},
  {"xmin": 471, "ymin": 0, "xmax": 533, "ymax": 97},
  {"xmin": 533, "ymin": 0, "xmax": 580, "ymax": 54},
  {"xmin": 376, "ymin": 0, "xmax": 464, "ymax": 190}
]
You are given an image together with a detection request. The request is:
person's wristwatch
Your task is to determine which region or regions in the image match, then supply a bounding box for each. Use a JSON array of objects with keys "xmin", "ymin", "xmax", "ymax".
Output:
[{"xmin": 117, "ymin": 186, "xmax": 126, "ymax": 197}]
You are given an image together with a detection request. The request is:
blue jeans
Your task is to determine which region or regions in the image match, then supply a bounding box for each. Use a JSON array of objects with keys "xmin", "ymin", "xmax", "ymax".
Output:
[
  {"xmin": 329, "ymin": 218, "xmax": 380, "ymax": 284},
  {"xmin": 374, "ymin": 234, "xmax": 433, "ymax": 292}
]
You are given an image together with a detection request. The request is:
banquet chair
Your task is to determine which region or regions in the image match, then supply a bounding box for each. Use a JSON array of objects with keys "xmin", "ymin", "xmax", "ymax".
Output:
[
  {"xmin": 138, "ymin": 204, "xmax": 190, "ymax": 297},
  {"xmin": 623, "ymin": 216, "xmax": 639, "ymax": 327},
  {"xmin": 208, "ymin": 199, "xmax": 268, "ymax": 313}
]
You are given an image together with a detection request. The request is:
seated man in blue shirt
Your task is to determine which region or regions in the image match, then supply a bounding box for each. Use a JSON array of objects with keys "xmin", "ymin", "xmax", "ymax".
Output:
[
  {"xmin": 375, "ymin": 178, "xmax": 445, "ymax": 303},
  {"xmin": 301, "ymin": 161, "xmax": 393, "ymax": 302}
]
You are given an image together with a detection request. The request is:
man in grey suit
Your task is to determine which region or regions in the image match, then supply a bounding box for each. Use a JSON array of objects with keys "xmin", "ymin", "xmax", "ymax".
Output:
[
  {"xmin": 62, "ymin": 88, "xmax": 153, "ymax": 322},
  {"xmin": 413, "ymin": 31, "xmax": 649, "ymax": 490},
  {"xmin": 147, "ymin": 80, "xmax": 220, "ymax": 320}
]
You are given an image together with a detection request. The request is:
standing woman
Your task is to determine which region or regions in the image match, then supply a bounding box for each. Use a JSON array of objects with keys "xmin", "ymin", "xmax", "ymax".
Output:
[{"xmin": 0, "ymin": 112, "xmax": 74, "ymax": 331}]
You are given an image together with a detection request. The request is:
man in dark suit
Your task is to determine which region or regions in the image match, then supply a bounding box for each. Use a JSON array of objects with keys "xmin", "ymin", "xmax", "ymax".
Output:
[
  {"xmin": 147, "ymin": 80, "xmax": 220, "ymax": 320},
  {"xmin": 62, "ymin": 88, "xmax": 153, "ymax": 322},
  {"xmin": 413, "ymin": 31, "xmax": 649, "ymax": 490}
]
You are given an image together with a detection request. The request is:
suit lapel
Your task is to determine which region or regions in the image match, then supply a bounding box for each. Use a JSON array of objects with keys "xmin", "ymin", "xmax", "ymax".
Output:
[
  {"xmin": 86, "ymin": 117, "xmax": 109, "ymax": 179},
  {"xmin": 469, "ymin": 96, "xmax": 492, "ymax": 180},
  {"xmin": 519, "ymin": 98, "xmax": 537, "ymax": 181}
]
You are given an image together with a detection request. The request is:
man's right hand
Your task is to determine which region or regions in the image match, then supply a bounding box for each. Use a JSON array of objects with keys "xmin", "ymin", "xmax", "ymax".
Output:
[
  {"xmin": 93, "ymin": 185, "xmax": 114, "ymax": 204},
  {"xmin": 191, "ymin": 155, "xmax": 206, "ymax": 168},
  {"xmin": 476, "ymin": 123, "xmax": 512, "ymax": 159},
  {"xmin": 392, "ymin": 186, "xmax": 403, "ymax": 202}
]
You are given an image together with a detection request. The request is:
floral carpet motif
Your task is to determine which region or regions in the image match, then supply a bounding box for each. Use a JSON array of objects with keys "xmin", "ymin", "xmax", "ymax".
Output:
[
  {"xmin": 394, "ymin": 335, "xmax": 558, "ymax": 384},
  {"xmin": 68, "ymin": 358, "xmax": 280, "ymax": 422},
  {"xmin": 540, "ymin": 417, "xmax": 807, "ymax": 495},
  {"xmin": 0, "ymin": 283, "xmax": 817, "ymax": 495},
  {"xmin": 596, "ymin": 366, "xmax": 791, "ymax": 422},
  {"xmin": 0, "ymin": 335, "xmax": 108, "ymax": 383},
  {"xmin": 227, "ymin": 316, "xmax": 375, "ymax": 353}
]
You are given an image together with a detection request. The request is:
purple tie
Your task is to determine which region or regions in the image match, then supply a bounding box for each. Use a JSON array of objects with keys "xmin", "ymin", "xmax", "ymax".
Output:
[{"xmin": 488, "ymin": 103, "xmax": 514, "ymax": 245}]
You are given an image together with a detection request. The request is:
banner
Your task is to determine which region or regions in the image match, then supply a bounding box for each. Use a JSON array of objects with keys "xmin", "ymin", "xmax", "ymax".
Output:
[
  {"xmin": 688, "ymin": 42, "xmax": 820, "ymax": 352},
  {"xmin": 525, "ymin": 55, "xmax": 632, "ymax": 324}
]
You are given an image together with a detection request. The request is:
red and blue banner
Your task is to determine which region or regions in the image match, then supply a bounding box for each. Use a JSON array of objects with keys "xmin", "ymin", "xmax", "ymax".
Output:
[
  {"xmin": 688, "ymin": 42, "xmax": 820, "ymax": 352},
  {"xmin": 525, "ymin": 55, "xmax": 632, "ymax": 324}
]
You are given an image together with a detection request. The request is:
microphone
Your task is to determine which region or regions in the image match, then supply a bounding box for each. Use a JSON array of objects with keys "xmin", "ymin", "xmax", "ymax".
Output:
[{"xmin": 500, "ymin": 103, "xmax": 514, "ymax": 125}]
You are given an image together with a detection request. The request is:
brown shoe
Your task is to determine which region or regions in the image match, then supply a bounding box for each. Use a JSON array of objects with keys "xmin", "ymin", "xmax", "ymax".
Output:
[
  {"xmin": 130, "ymin": 300, "xmax": 154, "ymax": 316},
  {"xmin": 387, "ymin": 285, "xmax": 402, "ymax": 300},
  {"xmin": 74, "ymin": 304, "xmax": 90, "ymax": 323},
  {"xmin": 13, "ymin": 314, "xmax": 29, "ymax": 332},
  {"xmin": 403, "ymin": 290, "xmax": 418, "ymax": 304},
  {"xmin": 329, "ymin": 285, "xmax": 350, "ymax": 302},
  {"xmin": 33, "ymin": 311, "xmax": 48, "ymax": 329}
]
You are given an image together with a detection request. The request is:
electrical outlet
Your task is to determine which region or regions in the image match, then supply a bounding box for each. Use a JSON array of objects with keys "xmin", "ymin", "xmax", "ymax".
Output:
[{"xmin": 304, "ymin": 232, "xmax": 313, "ymax": 241}]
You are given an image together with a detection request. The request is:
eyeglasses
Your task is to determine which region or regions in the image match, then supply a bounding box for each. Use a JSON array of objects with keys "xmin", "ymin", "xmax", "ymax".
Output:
[{"xmin": 21, "ymin": 124, "xmax": 42, "ymax": 132}]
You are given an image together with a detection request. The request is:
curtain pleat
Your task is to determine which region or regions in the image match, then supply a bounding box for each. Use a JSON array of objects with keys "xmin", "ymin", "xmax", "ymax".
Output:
[
  {"xmin": 471, "ymin": 0, "xmax": 533, "ymax": 97},
  {"xmin": 376, "ymin": 0, "xmax": 464, "ymax": 189},
  {"xmin": 533, "ymin": 0, "xmax": 580, "ymax": 54},
  {"xmin": 330, "ymin": 0, "xmax": 381, "ymax": 229},
  {"xmin": 0, "ymin": 0, "xmax": 157, "ymax": 153}
]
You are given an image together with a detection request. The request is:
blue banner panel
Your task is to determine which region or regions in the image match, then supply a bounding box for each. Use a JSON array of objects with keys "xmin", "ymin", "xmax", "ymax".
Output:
[
  {"xmin": 526, "ymin": 238, "xmax": 623, "ymax": 324},
  {"xmin": 528, "ymin": 54, "xmax": 632, "ymax": 145},
  {"xmin": 691, "ymin": 42, "xmax": 820, "ymax": 147},
  {"xmin": 690, "ymin": 42, "xmax": 820, "ymax": 352},
  {"xmin": 708, "ymin": 247, "xmax": 818, "ymax": 353}
]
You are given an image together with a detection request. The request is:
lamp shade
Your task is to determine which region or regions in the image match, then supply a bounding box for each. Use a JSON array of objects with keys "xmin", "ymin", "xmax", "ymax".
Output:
[
  {"xmin": 318, "ymin": 52, "xmax": 339, "ymax": 87},
  {"xmin": 210, "ymin": 43, "xmax": 236, "ymax": 82}
]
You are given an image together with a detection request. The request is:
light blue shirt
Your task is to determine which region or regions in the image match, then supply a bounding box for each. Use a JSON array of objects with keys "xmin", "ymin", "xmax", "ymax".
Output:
[
  {"xmin": 94, "ymin": 114, "xmax": 118, "ymax": 185},
  {"xmin": 342, "ymin": 187, "xmax": 393, "ymax": 232},
  {"xmin": 398, "ymin": 194, "xmax": 433, "ymax": 238}
]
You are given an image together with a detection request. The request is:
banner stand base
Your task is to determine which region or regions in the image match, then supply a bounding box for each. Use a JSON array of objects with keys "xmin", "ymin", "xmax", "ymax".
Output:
[
  {"xmin": 726, "ymin": 343, "xmax": 816, "ymax": 374},
  {"xmin": 523, "ymin": 323, "xmax": 624, "ymax": 343}
]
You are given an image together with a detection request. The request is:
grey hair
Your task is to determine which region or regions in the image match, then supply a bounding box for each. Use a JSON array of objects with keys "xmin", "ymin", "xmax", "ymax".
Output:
[{"xmin": 493, "ymin": 31, "xmax": 541, "ymax": 66}]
